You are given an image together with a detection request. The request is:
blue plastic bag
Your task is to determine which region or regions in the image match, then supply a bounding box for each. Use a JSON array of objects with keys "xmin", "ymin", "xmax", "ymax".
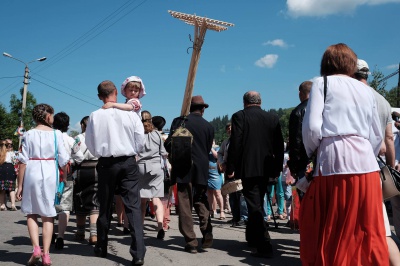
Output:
[{"xmin": 55, "ymin": 181, "xmax": 64, "ymax": 206}]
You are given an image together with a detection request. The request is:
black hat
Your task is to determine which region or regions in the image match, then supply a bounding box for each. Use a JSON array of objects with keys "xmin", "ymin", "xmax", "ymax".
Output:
[{"xmin": 152, "ymin": 116, "xmax": 166, "ymax": 131}]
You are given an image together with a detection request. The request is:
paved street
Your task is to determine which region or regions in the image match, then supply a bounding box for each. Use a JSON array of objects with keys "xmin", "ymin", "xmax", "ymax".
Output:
[{"xmin": 0, "ymin": 201, "xmax": 301, "ymax": 266}]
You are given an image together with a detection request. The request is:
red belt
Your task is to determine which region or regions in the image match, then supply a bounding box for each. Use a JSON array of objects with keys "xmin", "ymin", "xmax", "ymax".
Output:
[{"xmin": 29, "ymin": 158, "xmax": 55, "ymax": 160}]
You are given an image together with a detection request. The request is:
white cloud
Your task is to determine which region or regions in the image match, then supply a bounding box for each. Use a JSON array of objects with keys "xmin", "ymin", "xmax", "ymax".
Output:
[
  {"xmin": 255, "ymin": 54, "xmax": 278, "ymax": 68},
  {"xmin": 286, "ymin": 0, "xmax": 400, "ymax": 17},
  {"xmin": 263, "ymin": 39, "xmax": 288, "ymax": 48},
  {"xmin": 386, "ymin": 64, "xmax": 399, "ymax": 70}
]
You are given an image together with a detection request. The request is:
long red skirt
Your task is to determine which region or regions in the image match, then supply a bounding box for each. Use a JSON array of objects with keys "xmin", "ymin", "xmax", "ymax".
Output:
[{"xmin": 299, "ymin": 172, "xmax": 389, "ymax": 266}]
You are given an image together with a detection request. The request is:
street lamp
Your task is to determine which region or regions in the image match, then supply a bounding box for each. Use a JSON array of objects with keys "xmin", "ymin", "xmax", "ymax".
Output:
[{"xmin": 3, "ymin": 52, "xmax": 47, "ymax": 147}]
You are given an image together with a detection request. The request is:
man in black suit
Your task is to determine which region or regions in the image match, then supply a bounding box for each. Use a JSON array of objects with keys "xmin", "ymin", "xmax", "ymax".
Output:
[
  {"xmin": 226, "ymin": 91, "xmax": 284, "ymax": 258},
  {"xmin": 287, "ymin": 81, "xmax": 311, "ymax": 201},
  {"xmin": 165, "ymin": 95, "xmax": 214, "ymax": 254}
]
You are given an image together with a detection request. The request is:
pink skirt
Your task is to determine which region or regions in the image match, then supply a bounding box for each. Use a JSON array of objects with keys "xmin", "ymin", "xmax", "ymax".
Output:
[{"xmin": 299, "ymin": 172, "xmax": 389, "ymax": 266}]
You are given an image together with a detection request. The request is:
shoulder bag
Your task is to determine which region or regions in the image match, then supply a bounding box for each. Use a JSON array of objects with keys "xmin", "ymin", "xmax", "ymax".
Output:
[
  {"xmin": 54, "ymin": 130, "xmax": 64, "ymax": 206},
  {"xmin": 378, "ymin": 156, "xmax": 400, "ymax": 201}
]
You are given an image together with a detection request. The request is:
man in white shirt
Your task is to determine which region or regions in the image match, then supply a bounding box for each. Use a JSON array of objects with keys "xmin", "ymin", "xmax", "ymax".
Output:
[
  {"xmin": 355, "ymin": 59, "xmax": 400, "ymax": 265},
  {"xmin": 85, "ymin": 80, "xmax": 145, "ymax": 265}
]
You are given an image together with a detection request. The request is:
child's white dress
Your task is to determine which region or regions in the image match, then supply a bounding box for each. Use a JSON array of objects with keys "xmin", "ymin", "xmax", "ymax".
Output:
[{"xmin": 19, "ymin": 129, "xmax": 69, "ymax": 217}]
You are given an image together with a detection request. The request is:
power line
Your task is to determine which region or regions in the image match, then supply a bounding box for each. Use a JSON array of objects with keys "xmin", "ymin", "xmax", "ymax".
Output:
[
  {"xmin": 35, "ymin": 0, "xmax": 148, "ymax": 73},
  {"xmin": 0, "ymin": 76, "xmax": 23, "ymax": 80},
  {"xmin": 32, "ymin": 72, "xmax": 96, "ymax": 102},
  {"xmin": 31, "ymin": 77, "xmax": 101, "ymax": 108},
  {"xmin": 0, "ymin": 80, "xmax": 21, "ymax": 98}
]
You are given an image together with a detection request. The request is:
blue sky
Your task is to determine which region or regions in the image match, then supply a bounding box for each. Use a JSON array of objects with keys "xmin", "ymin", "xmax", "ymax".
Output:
[{"xmin": 1, "ymin": 0, "xmax": 400, "ymax": 132}]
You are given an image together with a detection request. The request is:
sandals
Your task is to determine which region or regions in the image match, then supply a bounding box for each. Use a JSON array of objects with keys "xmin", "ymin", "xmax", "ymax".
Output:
[
  {"xmin": 0, "ymin": 205, "xmax": 6, "ymax": 211},
  {"xmin": 219, "ymin": 211, "xmax": 226, "ymax": 220},
  {"xmin": 278, "ymin": 213, "xmax": 287, "ymax": 220},
  {"xmin": 27, "ymin": 246, "xmax": 42, "ymax": 266},
  {"xmin": 10, "ymin": 205, "xmax": 17, "ymax": 211}
]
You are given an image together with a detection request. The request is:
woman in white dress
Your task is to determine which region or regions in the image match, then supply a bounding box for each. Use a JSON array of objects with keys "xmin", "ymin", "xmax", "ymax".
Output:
[
  {"xmin": 16, "ymin": 104, "xmax": 69, "ymax": 266},
  {"xmin": 138, "ymin": 111, "xmax": 168, "ymax": 239}
]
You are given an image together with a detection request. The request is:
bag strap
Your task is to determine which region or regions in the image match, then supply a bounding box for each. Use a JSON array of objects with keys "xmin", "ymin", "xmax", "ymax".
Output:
[
  {"xmin": 54, "ymin": 130, "xmax": 59, "ymax": 187},
  {"xmin": 323, "ymin": 76, "xmax": 327, "ymax": 102}
]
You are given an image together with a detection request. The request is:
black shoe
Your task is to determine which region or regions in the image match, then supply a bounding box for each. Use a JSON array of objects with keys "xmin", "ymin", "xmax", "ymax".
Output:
[
  {"xmin": 132, "ymin": 258, "xmax": 144, "ymax": 265},
  {"xmin": 251, "ymin": 243, "xmax": 274, "ymax": 258},
  {"xmin": 123, "ymin": 227, "xmax": 130, "ymax": 235},
  {"xmin": 55, "ymin": 237, "xmax": 64, "ymax": 250},
  {"xmin": 237, "ymin": 219, "xmax": 246, "ymax": 226},
  {"xmin": 94, "ymin": 245, "xmax": 107, "ymax": 258},
  {"xmin": 157, "ymin": 229, "xmax": 165, "ymax": 240},
  {"xmin": 202, "ymin": 232, "xmax": 213, "ymax": 249},
  {"xmin": 184, "ymin": 244, "xmax": 198, "ymax": 254},
  {"xmin": 51, "ymin": 233, "xmax": 56, "ymax": 245}
]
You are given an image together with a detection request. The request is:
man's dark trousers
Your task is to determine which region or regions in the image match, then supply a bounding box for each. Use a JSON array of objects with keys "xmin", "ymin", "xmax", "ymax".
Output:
[
  {"xmin": 241, "ymin": 176, "xmax": 271, "ymax": 252},
  {"xmin": 177, "ymin": 182, "xmax": 212, "ymax": 247},
  {"xmin": 96, "ymin": 156, "xmax": 146, "ymax": 260}
]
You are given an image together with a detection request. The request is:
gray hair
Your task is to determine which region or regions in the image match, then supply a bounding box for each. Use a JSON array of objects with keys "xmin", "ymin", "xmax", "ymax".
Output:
[{"xmin": 243, "ymin": 91, "xmax": 261, "ymax": 105}]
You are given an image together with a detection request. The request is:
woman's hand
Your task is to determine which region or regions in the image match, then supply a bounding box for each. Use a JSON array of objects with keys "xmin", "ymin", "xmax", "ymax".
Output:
[{"xmin": 16, "ymin": 186, "xmax": 23, "ymax": 201}]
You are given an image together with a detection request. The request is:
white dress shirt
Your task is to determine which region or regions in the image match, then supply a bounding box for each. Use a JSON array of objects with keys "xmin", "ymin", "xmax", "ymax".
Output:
[
  {"xmin": 302, "ymin": 75, "xmax": 382, "ymax": 176},
  {"xmin": 85, "ymin": 108, "xmax": 145, "ymax": 158}
]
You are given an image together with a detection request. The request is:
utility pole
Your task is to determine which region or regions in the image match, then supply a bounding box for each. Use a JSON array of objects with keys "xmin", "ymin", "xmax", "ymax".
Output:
[
  {"xmin": 22, "ymin": 65, "xmax": 29, "ymax": 127},
  {"xmin": 3, "ymin": 52, "xmax": 47, "ymax": 147}
]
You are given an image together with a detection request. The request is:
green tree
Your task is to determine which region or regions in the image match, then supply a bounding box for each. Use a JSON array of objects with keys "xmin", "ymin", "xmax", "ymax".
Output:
[
  {"xmin": 0, "ymin": 103, "xmax": 13, "ymax": 140},
  {"xmin": 0, "ymin": 89, "xmax": 37, "ymax": 149},
  {"xmin": 385, "ymin": 86, "xmax": 400, "ymax": 107},
  {"xmin": 69, "ymin": 130, "xmax": 80, "ymax": 138},
  {"xmin": 209, "ymin": 114, "xmax": 230, "ymax": 145},
  {"xmin": 369, "ymin": 68, "xmax": 387, "ymax": 96},
  {"xmin": 9, "ymin": 88, "xmax": 37, "ymax": 130}
]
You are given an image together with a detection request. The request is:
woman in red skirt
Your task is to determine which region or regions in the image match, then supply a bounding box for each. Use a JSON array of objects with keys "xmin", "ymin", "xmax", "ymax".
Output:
[{"xmin": 300, "ymin": 43, "xmax": 389, "ymax": 266}]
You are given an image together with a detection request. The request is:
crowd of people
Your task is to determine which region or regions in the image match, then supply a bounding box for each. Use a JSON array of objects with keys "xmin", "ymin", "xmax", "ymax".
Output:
[{"xmin": 1, "ymin": 42, "xmax": 400, "ymax": 265}]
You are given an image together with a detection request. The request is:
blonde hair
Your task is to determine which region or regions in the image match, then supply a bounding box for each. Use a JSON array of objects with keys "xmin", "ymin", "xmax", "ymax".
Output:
[
  {"xmin": 141, "ymin": 110, "xmax": 154, "ymax": 134},
  {"xmin": 0, "ymin": 141, "xmax": 6, "ymax": 165}
]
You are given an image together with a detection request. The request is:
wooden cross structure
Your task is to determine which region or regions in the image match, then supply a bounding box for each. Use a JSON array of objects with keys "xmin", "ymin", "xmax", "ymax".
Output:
[{"xmin": 168, "ymin": 10, "xmax": 234, "ymax": 116}]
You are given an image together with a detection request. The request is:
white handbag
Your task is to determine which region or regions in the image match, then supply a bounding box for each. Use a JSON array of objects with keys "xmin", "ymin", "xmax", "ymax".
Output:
[{"xmin": 221, "ymin": 179, "xmax": 243, "ymax": 196}]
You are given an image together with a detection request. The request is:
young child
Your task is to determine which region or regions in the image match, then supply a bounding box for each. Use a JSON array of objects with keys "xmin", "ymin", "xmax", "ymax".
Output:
[
  {"xmin": 16, "ymin": 104, "xmax": 69, "ymax": 266},
  {"xmin": 102, "ymin": 76, "xmax": 146, "ymax": 115}
]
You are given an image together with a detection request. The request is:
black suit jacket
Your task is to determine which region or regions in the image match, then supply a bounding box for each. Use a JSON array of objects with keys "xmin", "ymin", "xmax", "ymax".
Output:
[
  {"xmin": 165, "ymin": 112, "xmax": 214, "ymax": 185},
  {"xmin": 227, "ymin": 106, "xmax": 284, "ymax": 179},
  {"xmin": 288, "ymin": 99, "xmax": 309, "ymax": 175}
]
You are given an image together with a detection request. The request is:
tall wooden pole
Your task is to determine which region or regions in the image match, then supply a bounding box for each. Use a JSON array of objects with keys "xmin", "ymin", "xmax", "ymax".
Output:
[
  {"xmin": 180, "ymin": 18, "xmax": 208, "ymax": 116},
  {"xmin": 168, "ymin": 10, "xmax": 234, "ymax": 116}
]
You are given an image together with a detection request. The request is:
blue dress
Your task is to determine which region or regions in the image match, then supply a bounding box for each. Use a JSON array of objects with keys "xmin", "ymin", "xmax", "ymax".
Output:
[{"xmin": 207, "ymin": 147, "xmax": 222, "ymax": 190}]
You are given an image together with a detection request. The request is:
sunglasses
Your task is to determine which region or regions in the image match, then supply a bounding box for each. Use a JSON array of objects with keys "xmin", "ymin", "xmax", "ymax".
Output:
[{"xmin": 1, "ymin": 143, "xmax": 12, "ymax": 147}]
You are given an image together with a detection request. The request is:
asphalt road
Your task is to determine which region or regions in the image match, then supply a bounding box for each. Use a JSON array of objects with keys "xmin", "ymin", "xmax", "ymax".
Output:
[{"xmin": 0, "ymin": 201, "xmax": 301, "ymax": 266}]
